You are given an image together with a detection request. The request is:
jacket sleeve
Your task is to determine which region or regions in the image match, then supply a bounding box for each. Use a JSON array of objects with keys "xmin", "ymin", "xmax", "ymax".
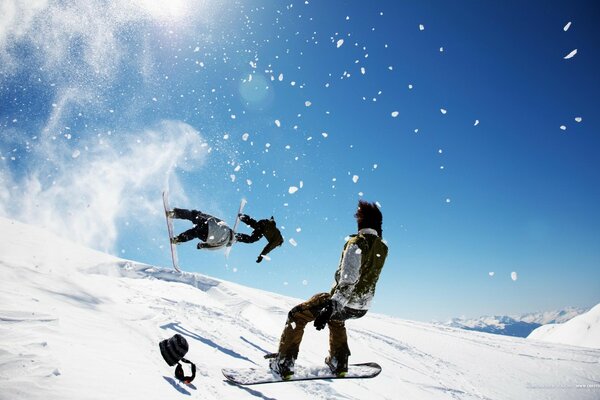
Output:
[
  {"xmin": 240, "ymin": 214, "xmax": 259, "ymax": 229},
  {"xmin": 331, "ymin": 243, "xmax": 362, "ymax": 308}
]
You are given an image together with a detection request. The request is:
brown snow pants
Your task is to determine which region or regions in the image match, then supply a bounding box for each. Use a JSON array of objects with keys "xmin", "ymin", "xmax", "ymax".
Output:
[{"xmin": 277, "ymin": 292, "xmax": 365, "ymax": 362}]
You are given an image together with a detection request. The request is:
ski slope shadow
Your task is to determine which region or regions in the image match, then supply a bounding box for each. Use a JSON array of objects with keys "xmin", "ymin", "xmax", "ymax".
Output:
[
  {"xmin": 224, "ymin": 380, "xmax": 279, "ymax": 400},
  {"xmin": 162, "ymin": 376, "xmax": 193, "ymax": 395},
  {"xmin": 160, "ymin": 322, "xmax": 256, "ymax": 364}
]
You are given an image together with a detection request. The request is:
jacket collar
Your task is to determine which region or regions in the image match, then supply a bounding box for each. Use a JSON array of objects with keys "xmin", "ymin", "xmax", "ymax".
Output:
[{"xmin": 358, "ymin": 228, "xmax": 378, "ymax": 236}]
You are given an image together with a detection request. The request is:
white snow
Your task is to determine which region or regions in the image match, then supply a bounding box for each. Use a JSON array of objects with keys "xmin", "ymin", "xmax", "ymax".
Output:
[
  {"xmin": 529, "ymin": 303, "xmax": 600, "ymax": 349},
  {"xmin": 71, "ymin": 149, "xmax": 81, "ymax": 159},
  {"xmin": 419, "ymin": 24, "xmax": 425, "ymax": 31},
  {"xmin": 391, "ymin": 111, "xmax": 399, "ymax": 118},
  {"xmin": 564, "ymin": 49, "xmax": 577, "ymax": 59},
  {"xmin": 336, "ymin": 39, "xmax": 344, "ymax": 48},
  {"xmin": 575, "ymin": 117, "xmax": 582, "ymax": 123},
  {"xmin": 288, "ymin": 238, "xmax": 298, "ymax": 247},
  {"xmin": 288, "ymin": 186, "xmax": 299, "ymax": 194},
  {"xmin": 563, "ymin": 21, "xmax": 572, "ymax": 32},
  {"xmin": 275, "ymin": 119, "xmax": 281, "ymax": 127},
  {"xmin": 489, "ymin": 272, "xmax": 495, "ymax": 277},
  {"xmin": 560, "ymin": 125, "xmax": 567, "ymax": 131},
  {"xmin": 305, "ymin": 100, "xmax": 312, "ymax": 107},
  {"xmin": 242, "ymin": 132, "xmax": 250, "ymax": 141},
  {"xmin": 440, "ymin": 108, "xmax": 447, "ymax": 114},
  {"xmin": 474, "ymin": 119, "xmax": 480, "ymax": 126},
  {"xmin": 1, "ymin": 217, "xmax": 599, "ymax": 400},
  {"xmin": 352, "ymin": 175, "xmax": 359, "ymax": 184},
  {"xmin": 511, "ymin": 271, "xmax": 518, "ymax": 281}
]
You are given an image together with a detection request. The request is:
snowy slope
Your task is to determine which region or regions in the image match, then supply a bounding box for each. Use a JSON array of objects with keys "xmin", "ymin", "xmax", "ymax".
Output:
[
  {"xmin": 1, "ymin": 216, "xmax": 599, "ymax": 400},
  {"xmin": 528, "ymin": 304, "xmax": 600, "ymax": 349}
]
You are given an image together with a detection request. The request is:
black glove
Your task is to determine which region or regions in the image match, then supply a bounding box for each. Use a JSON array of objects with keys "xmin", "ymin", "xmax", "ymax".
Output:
[
  {"xmin": 256, "ymin": 255, "xmax": 263, "ymax": 263},
  {"xmin": 314, "ymin": 300, "xmax": 334, "ymax": 331},
  {"xmin": 239, "ymin": 214, "xmax": 250, "ymax": 223}
]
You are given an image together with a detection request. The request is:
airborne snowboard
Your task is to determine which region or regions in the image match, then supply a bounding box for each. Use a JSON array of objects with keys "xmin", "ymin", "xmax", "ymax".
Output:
[
  {"xmin": 162, "ymin": 190, "xmax": 180, "ymax": 272},
  {"xmin": 224, "ymin": 198, "xmax": 247, "ymax": 258},
  {"xmin": 222, "ymin": 362, "xmax": 381, "ymax": 385}
]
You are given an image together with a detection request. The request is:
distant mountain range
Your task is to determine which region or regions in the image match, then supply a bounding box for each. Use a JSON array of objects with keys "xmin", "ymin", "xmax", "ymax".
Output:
[{"xmin": 443, "ymin": 307, "xmax": 588, "ymax": 338}]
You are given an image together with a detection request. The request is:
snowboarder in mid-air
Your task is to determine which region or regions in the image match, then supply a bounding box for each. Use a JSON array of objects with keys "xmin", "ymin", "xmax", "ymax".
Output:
[
  {"xmin": 168, "ymin": 208, "xmax": 283, "ymax": 262},
  {"xmin": 267, "ymin": 200, "xmax": 388, "ymax": 380}
]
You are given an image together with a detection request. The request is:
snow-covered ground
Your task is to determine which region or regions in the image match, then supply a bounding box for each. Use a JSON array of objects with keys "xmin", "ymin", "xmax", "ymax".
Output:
[
  {"xmin": 528, "ymin": 304, "xmax": 600, "ymax": 349},
  {"xmin": 1, "ymin": 216, "xmax": 599, "ymax": 400}
]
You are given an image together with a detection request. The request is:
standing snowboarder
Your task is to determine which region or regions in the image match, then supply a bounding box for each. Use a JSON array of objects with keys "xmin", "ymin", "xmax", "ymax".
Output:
[
  {"xmin": 168, "ymin": 208, "xmax": 284, "ymax": 260},
  {"xmin": 268, "ymin": 200, "xmax": 388, "ymax": 380}
]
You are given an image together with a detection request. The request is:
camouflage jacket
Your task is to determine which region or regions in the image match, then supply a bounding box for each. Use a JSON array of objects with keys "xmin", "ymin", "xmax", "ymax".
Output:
[{"xmin": 330, "ymin": 228, "xmax": 388, "ymax": 311}]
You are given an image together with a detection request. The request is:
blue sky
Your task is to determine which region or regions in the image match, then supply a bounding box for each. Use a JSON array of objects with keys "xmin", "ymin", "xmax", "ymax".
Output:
[{"xmin": 1, "ymin": 0, "xmax": 599, "ymax": 321}]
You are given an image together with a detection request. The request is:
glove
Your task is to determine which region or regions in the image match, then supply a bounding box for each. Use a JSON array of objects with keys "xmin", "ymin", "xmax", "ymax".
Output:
[
  {"xmin": 239, "ymin": 214, "xmax": 250, "ymax": 223},
  {"xmin": 256, "ymin": 255, "xmax": 263, "ymax": 263},
  {"xmin": 313, "ymin": 300, "xmax": 334, "ymax": 331},
  {"xmin": 287, "ymin": 305, "xmax": 303, "ymax": 320}
]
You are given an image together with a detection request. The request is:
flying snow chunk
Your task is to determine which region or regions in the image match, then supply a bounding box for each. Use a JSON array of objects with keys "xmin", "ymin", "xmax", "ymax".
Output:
[
  {"xmin": 275, "ymin": 119, "xmax": 281, "ymax": 127},
  {"xmin": 564, "ymin": 49, "xmax": 577, "ymax": 59},
  {"xmin": 288, "ymin": 186, "xmax": 299, "ymax": 194},
  {"xmin": 223, "ymin": 134, "xmax": 230, "ymax": 140},
  {"xmin": 361, "ymin": 67, "xmax": 366, "ymax": 75},
  {"xmin": 440, "ymin": 108, "xmax": 447, "ymax": 114},
  {"xmin": 391, "ymin": 111, "xmax": 399, "ymax": 118},
  {"xmin": 336, "ymin": 39, "xmax": 344, "ymax": 48},
  {"xmin": 242, "ymin": 132, "xmax": 249, "ymax": 141},
  {"xmin": 511, "ymin": 271, "xmax": 518, "ymax": 281},
  {"xmin": 302, "ymin": 279, "xmax": 308, "ymax": 285},
  {"xmin": 72, "ymin": 149, "xmax": 81, "ymax": 159},
  {"xmin": 560, "ymin": 125, "xmax": 567, "ymax": 131},
  {"xmin": 352, "ymin": 175, "xmax": 359, "ymax": 183},
  {"xmin": 305, "ymin": 100, "xmax": 312, "ymax": 107},
  {"xmin": 289, "ymin": 238, "xmax": 298, "ymax": 247},
  {"xmin": 575, "ymin": 117, "xmax": 582, "ymax": 123},
  {"xmin": 194, "ymin": 46, "xmax": 200, "ymax": 52},
  {"xmin": 419, "ymin": 24, "xmax": 425, "ymax": 31},
  {"xmin": 322, "ymin": 132, "xmax": 328, "ymax": 138},
  {"xmin": 489, "ymin": 272, "xmax": 495, "ymax": 277},
  {"xmin": 278, "ymin": 73, "xmax": 284, "ymax": 81},
  {"xmin": 474, "ymin": 119, "xmax": 480, "ymax": 126},
  {"xmin": 563, "ymin": 21, "xmax": 572, "ymax": 32},
  {"xmin": 246, "ymin": 179, "xmax": 253, "ymax": 186},
  {"xmin": 445, "ymin": 198, "xmax": 451, "ymax": 203}
]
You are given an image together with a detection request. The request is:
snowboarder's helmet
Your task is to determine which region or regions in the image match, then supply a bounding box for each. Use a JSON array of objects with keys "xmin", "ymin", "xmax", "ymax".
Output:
[{"xmin": 159, "ymin": 334, "xmax": 189, "ymax": 366}]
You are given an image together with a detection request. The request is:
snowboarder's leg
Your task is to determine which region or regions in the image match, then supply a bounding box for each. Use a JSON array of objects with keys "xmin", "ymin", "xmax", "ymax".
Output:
[
  {"xmin": 172, "ymin": 208, "xmax": 212, "ymax": 224},
  {"xmin": 327, "ymin": 320, "xmax": 350, "ymax": 375},
  {"xmin": 173, "ymin": 227, "xmax": 200, "ymax": 243}
]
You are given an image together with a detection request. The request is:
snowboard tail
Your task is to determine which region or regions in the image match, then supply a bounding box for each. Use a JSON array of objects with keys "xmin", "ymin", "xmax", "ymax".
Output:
[
  {"xmin": 162, "ymin": 191, "xmax": 180, "ymax": 272},
  {"xmin": 222, "ymin": 362, "xmax": 381, "ymax": 385}
]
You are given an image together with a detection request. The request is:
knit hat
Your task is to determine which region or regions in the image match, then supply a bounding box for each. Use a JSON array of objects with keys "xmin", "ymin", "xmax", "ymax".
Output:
[{"xmin": 159, "ymin": 334, "xmax": 189, "ymax": 366}]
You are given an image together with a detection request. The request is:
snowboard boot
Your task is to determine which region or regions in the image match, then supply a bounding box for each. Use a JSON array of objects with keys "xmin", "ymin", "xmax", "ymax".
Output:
[
  {"xmin": 325, "ymin": 356, "xmax": 348, "ymax": 377},
  {"xmin": 268, "ymin": 354, "xmax": 294, "ymax": 380},
  {"xmin": 166, "ymin": 210, "xmax": 176, "ymax": 218},
  {"xmin": 170, "ymin": 237, "xmax": 180, "ymax": 245}
]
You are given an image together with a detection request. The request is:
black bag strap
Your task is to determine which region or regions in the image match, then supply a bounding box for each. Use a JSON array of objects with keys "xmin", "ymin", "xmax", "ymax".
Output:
[{"xmin": 175, "ymin": 357, "xmax": 196, "ymax": 384}]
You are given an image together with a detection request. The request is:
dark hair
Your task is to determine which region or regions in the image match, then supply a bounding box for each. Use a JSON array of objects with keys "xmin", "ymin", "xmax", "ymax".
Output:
[{"xmin": 355, "ymin": 200, "xmax": 383, "ymax": 236}]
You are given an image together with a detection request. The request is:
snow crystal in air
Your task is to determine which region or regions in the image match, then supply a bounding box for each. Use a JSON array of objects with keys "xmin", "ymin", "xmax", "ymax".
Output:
[
  {"xmin": 223, "ymin": 134, "xmax": 230, "ymax": 140},
  {"xmin": 278, "ymin": 73, "xmax": 284, "ymax": 82},
  {"xmin": 275, "ymin": 119, "xmax": 281, "ymax": 127},
  {"xmin": 560, "ymin": 125, "xmax": 567, "ymax": 131},
  {"xmin": 438, "ymin": 149, "xmax": 443, "ymax": 154},
  {"xmin": 246, "ymin": 179, "xmax": 253, "ymax": 186},
  {"xmin": 408, "ymin": 84, "xmax": 413, "ymax": 89},
  {"xmin": 336, "ymin": 39, "xmax": 344, "ymax": 48},
  {"xmin": 242, "ymin": 133, "xmax": 249, "ymax": 141},
  {"xmin": 361, "ymin": 67, "xmax": 366, "ymax": 75},
  {"xmin": 419, "ymin": 24, "xmax": 425, "ymax": 31},
  {"xmin": 440, "ymin": 108, "xmax": 447, "ymax": 114},
  {"xmin": 391, "ymin": 111, "xmax": 399, "ymax": 118},
  {"xmin": 288, "ymin": 186, "xmax": 299, "ymax": 194},
  {"xmin": 563, "ymin": 21, "xmax": 572, "ymax": 32},
  {"xmin": 373, "ymin": 164, "xmax": 378, "ymax": 169},
  {"xmin": 194, "ymin": 46, "xmax": 200, "ymax": 52},
  {"xmin": 440, "ymin": 47, "xmax": 444, "ymax": 52},
  {"xmin": 474, "ymin": 119, "xmax": 480, "ymax": 126},
  {"xmin": 234, "ymin": 165, "xmax": 241, "ymax": 172},
  {"xmin": 305, "ymin": 100, "xmax": 312, "ymax": 107},
  {"xmin": 302, "ymin": 280, "xmax": 308, "ymax": 285},
  {"xmin": 72, "ymin": 149, "xmax": 81, "ymax": 159},
  {"xmin": 230, "ymin": 175, "xmax": 236, "ymax": 182},
  {"xmin": 322, "ymin": 132, "xmax": 328, "ymax": 138},
  {"xmin": 230, "ymin": 114, "xmax": 236, "ymax": 119},
  {"xmin": 299, "ymin": 181, "xmax": 304, "ymax": 188},
  {"xmin": 575, "ymin": 117, "xmax": 582, "ymax": 123},
  {"xmin": 445, "ymin": 198, "xmax": 451, "ymax": 203},
  {"xmin": 489, "ymin": 272, "xmax": 495, "ymax": 277},
  {"xmin": 352, "ymin": 175, "xmax": 359, "ymax": 183},
  {"xmin": 511, "ymin": 271, "xmax": 518, "ymax": 281},
  {"xmin": 564, "ymin": 49, "xmax": 577, "ymax": 59},
  {"xmin": 296, "ymin": 227, "xmax": 302, "ymax": 232},
  {"xmin": 289, "ymin": 238, "xmax": 298, "ymax": 247}
]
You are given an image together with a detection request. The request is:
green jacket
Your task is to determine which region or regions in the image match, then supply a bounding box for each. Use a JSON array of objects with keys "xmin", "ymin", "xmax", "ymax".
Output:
[{"xmin": 330, "ymin": 228, "xmax": 388, "ymax": 311}]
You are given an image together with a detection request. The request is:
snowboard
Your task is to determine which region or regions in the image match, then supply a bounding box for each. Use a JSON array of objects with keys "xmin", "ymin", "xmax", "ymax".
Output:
[
  {"xmin": 224, "ymin": 198, "xmax": 247, "ymax": 258},
  {"xmin": 162, "ymin": 191, "xmax": 180, "ymax": 272},
  {"xmin": 222, "ymin": 362, "xmax": 381, "ymax": 385}
]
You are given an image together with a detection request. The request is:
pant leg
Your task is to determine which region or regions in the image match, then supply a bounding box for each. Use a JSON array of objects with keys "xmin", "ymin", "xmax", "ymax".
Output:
[
  {"xmin": 328, "ymin": 320, "xmax": 350, "ymax": 361},
  {"xmin": 172, "ymin": 208, "xmax": 211, "ymax": 224},
  {"xmin": 277, "ymin": 292, "xmax": 330, "ymax": 360},
  {"xmin": 174, "ymin": 227, "xmax": 201, "ymax": 243}
]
